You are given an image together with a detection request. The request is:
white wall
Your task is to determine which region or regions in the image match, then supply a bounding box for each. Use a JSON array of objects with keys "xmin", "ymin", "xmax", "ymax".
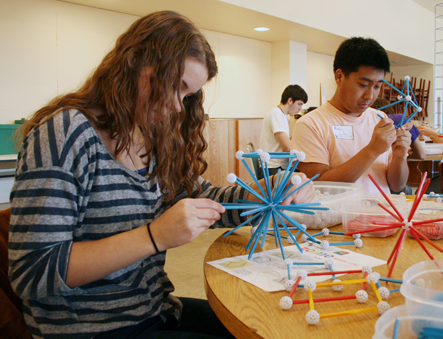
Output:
[
  {"xmin": 0, "ymin": 0, "xmax": 273, "ymax": 124},
  {"xmin": 306, "ymin": 51, "xmax": 336, "ymax": 108}
]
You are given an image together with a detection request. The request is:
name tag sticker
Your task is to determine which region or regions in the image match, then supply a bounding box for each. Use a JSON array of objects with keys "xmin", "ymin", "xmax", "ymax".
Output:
[{"xmin": 332, "ymin": 125, "xmax": 353, "ymax": 139}]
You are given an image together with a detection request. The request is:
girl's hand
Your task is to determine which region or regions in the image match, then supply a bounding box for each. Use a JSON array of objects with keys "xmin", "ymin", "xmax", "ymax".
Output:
[{"xmin": 150, "ymin": 198, "xmax": 225, "ymax": 251}]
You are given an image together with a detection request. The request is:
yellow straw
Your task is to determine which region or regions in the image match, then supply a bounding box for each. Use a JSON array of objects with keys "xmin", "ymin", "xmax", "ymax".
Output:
[
  {"xmin": 308, "ymin": 288, "xmax": 314, "ymax": 311},
  {"xmin": 371, "ymin": 281, "xmax": 382, "ymax": 302},
  {"xmin": 320, "ymin": 307, "xmax": 378, "ymax": 318},
  {"xmin": 316, "ymin": 278, "xmax": 366, "ymax": 287}
]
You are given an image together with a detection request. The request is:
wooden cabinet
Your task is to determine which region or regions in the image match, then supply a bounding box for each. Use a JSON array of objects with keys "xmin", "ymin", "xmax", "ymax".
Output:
[{"xmin": 202, "ymin": 119, "xmax": 263, "ymax": 187}]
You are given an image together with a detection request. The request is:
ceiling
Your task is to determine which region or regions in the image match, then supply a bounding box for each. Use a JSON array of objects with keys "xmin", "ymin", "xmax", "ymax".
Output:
[
  {"xmin": 413, "ymin": 0, "xmax": 443, "ymax": 12},
  {"xmin": 62, "ymin": 0, "xmax": 433, "ymax": 66}
]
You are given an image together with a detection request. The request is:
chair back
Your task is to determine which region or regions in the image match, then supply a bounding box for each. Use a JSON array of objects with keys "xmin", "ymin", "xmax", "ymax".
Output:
[
  {"xmin": 0, "ymin": 208, "xmax": 32, "ymax": 338},
  {"xmin": 246, "ymin": 142, "xmax": 261, "ymax": 178}
]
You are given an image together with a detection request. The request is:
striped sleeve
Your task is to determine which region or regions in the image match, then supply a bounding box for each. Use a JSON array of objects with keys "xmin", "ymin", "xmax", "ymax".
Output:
[{"xmin": 8, "ymin": 110, "xmax": 97, "ymax": 300}]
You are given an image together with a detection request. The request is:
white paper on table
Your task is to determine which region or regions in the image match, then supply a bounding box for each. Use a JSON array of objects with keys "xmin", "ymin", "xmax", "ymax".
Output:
[{"xmin": 207, "ymin": 242, "xmax": 387, "ymax": 292}]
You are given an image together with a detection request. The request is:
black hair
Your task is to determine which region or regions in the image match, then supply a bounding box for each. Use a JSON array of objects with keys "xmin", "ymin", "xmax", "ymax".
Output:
[
  {"xmin": 281, "ymin": 84, "xmax": 308, "ymax": 104},
  {"xmin": 333, "ymin": 37, "xmax": 390, "ymax": 76}
]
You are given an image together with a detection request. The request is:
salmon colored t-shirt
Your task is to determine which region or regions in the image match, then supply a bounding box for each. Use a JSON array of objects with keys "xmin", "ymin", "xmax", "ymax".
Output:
[{"xmin": 291, "ymin": 101, "xmax": 392, "ymax": 194}]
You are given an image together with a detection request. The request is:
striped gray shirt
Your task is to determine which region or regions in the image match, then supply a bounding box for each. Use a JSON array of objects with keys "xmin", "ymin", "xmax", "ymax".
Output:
[{"xmin": 8, "ymin": 109, "xmax": 246, "ymax": 339}]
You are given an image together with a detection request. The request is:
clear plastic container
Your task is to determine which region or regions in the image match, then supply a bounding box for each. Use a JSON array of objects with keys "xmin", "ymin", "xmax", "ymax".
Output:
[
  {"xmin": 284, "ymin": 181, "xmax": 364, "ymax": 230},
  {"xmin": 400, "ymin": 260, "xmax": 443, "ymax": 313},
  {"xmin": 373, "ymin": 304, "xmax": 443, "ymax": 339},
  {"xmin": 341, "ymin": 195, "xmax": 406, "ymax": 237},
  {"xmin": 407, "ymin": 200, "xmax": 443, "ymax": 240}
]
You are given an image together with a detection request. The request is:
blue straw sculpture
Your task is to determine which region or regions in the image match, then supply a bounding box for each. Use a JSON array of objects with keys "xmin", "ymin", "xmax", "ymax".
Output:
[
  {"xmin": 222, "ymin": 149, "xmax": 328, "ymax": 260},
  {"xmin": 378, "ymin": 76, "xmax": 422, "ymax": 129}
]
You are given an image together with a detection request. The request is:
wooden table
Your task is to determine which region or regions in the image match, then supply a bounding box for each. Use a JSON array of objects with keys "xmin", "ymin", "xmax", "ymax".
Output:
[{"xmin": 204, "ymin": 225, "xmax": 443, "ymax": 339}]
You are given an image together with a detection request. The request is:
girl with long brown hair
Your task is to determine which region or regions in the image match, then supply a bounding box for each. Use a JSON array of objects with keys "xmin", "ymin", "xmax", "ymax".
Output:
[{"xmin": 8, "ymin": 11, "xmax": 314, "ymax": 338}]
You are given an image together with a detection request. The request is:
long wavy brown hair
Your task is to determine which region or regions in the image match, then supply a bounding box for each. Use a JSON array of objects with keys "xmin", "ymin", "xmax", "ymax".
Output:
[{"xmin": 20, "ymin": 11, "xmax": 217, "ymax": 203}]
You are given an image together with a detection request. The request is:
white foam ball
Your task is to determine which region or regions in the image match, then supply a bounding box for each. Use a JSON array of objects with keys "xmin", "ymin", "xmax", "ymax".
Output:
[
  {"xmin": 284, "ymin": 280, "xmax": 295, "ymax": 292},
  {"xmin": 362, "ymin": 266, "xmax": 372, "ymax": 274},
  {"xmin": 397, "ymin": 95, "xmax": 403, "ymax": 101},
  {"xmin": 290, "ymin": 149, "xmax": 298, "ymax": 155},
  {"xmin": 320, "ymin": 240, "xmax": 329, "ymax": 250},
  {"xmin": 284, "ymin": 258, "xmax": 293, "ymax": 266},
  {"xmin": 367, "ymin": 272, "xmax": 380, "ymax": 284},
  {"xmin": 227, "ymin": 173, "xmax": 237, "ymax": 183},
  {"xmin": 256, "ymin": 149, "xmax": 264, "ymax": 155},
  {"xmin": 235, "ymin": 150, "xmax": 244, "ymax": 160},
  {"xmin": 291, "ymin": 175, "xmax": 302, "ymax": 186},
  {"xmin": 296, "ymin": 269, "xmax": 307, "ymax": 280},
  {"xmin": 377, "ymin": 301, "xmax": 390, "ymax": 315},
  {"xmin": 372, "ymin": 272, "xmax": 381, "ymax": 281},
  {"xmin": 288, "ymin": 235, "xmax": 295, "ymax": 244},
  {"xmin": 301, "ymin": 234, "xmax": 308, "ymax": 242},
  {"xmin": 418, "ymin": 107, "xmax": 423, "ymax": 112},
  {"xmin": 251, "ymin": 226, "xmax": 258, "ymax": 234},
  {"xmin": 304, "ymin": 280, "xmax": 316, "ymax": 292},
  {"xmin": 415, "ymin": 278, "xmax": 426, "ymax": 287},
  {"xmin": 297, "ymin": 151, "xmax": 306, "ymax": 161},
  {"xmin": 322, "ymin": 228, "xmax": 330, "ymax": 236},
  {"xmin": 300, "ymin": 224, "xmax": 307, "ymax": 230},
  {"xmin": 305, "ymin": 310, "xmax": 320, "ymax": 325},
  {"xmin": 404, "ymin": 75, "xmax": 410, "ymax": 81},
  {"xmin": 354, "ymin": 238, "xmax": 363, "ymax": 248},
  {"xmin": 280, "ymin": 296, "xmax": 293, "ymax": 310},
  {"xmin": 332, "ymin": 279, "xmax": 343, "ymax": 291},
  {"xmin": 356, "ymin": 290, "xmax": 368, "ymax": 303},
  {"xmin": 260, "ymin": 152, "xmax": 270, "ymax": 162},
  {"xmin": 406, "ymin": 95, "xmax": 412, "ymax": 101},
  {"xmin": 378, "ymin": 287, "xmax": 390, "ymax": 300}
]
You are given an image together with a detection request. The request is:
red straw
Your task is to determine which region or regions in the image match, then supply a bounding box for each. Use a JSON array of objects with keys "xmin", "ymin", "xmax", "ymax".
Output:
[
  {"xmin": 345, "ymin": 225, "xmax": 400, "ymax": 236},
  {"xmin": 409, "ymin": 225, "xmax": 443, "ymax": 253},
  {"xmin": 410, "ymin": 218, "xmax": 443, "ymax": 226},
  {"xmin": 408, "ymin": 176, "xmax": 430, "ymax": 222},
  {"xmin": 362, "ymin": 271, "xmax": 368, "ymax": 290},
  {"xmin": 308, "ymin": 269, "xmax": 362, "ymax": 276},
  {"xmin": 387, "ymin": 228, "xmax": 407, "ymax": 264},
  {"xmin": 368, "ymin": 174, "xmax": 404, "ymax": 221},
  {"xmin": 293, "ymin": 295, "xmax": 356, "ymax": 304},
  {"xmin": 408, "ymin": 228, "xmax": 435, "ymax": 260},
  {"xmin": 387, "ymin": 229, "xmax": 407, "ymax": 278},
  {"xmin": 288, "ymin": 275, "xmax": 303, "ymax": 298},
  {"xmin": 377, "ymin": 203, "xmax": 403, "ymax": 222}
]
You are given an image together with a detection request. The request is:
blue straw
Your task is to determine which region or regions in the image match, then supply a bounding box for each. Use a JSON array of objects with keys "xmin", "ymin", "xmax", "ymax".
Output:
[
  {"xmin": 241, "ymin": 158, "xmax": 268, "ymax": 199},
  {"xmin": 329, "ymin": 241, "xmax": 354, "ymax": 246},
  {"xmin": 276, "ymin": 209, "xmax": 320, "ymax": 243},
  {"xmin": 279, "ymin": 174, "xmax": 320, "ymax": 203},
  {"xmin": 223, "ymin": 210, "xmax": 265, "ymax": 237},
  {"xmin": 274, "ymin": 210, "xmax": 303, "ymax": 253},
  {"xmin": 393, "ymin": 317, "xmax": 400, "ymax": 339},
  {"xmin": 379, "ymin": 277, "xmax": 403, "ymax": 284}
]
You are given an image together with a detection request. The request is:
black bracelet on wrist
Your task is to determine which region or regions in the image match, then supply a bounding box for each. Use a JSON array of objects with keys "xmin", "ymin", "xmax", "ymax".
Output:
[{"xmin": 147, "ymin": 224, "xmax": 159, "ymax": 254}]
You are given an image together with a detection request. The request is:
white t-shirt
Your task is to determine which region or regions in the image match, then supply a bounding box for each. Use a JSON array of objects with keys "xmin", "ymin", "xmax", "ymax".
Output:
[
  {"xmin": 291, "ymin": 101, "xmax": 392, "ymax": 194},
  {"xmin": 259, "ymin": 107, "xmax": 290, "ymax": 169}
]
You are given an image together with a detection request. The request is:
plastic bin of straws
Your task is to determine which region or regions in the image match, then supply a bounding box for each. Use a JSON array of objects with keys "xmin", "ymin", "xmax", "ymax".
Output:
[
  {"xmin": 284, "ymin": 181, "xmax": 364, "ymax": 230},
  {"xmin": 341, "ymin": 195, "xmax": 406, "ymax": 237},
  {"xmin": 373, "ymin": 304, "xmax": 443, "ymax": 339},
  {"xmin": 407, "ymin": 200, "xmax": 443, "ymax": 240}
]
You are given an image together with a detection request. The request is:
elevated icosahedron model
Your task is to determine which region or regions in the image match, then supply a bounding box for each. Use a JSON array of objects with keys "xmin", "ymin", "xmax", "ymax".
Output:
[{"xmin": 378, "ymin": 75, "xmax": 422, "ymax": 128}]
